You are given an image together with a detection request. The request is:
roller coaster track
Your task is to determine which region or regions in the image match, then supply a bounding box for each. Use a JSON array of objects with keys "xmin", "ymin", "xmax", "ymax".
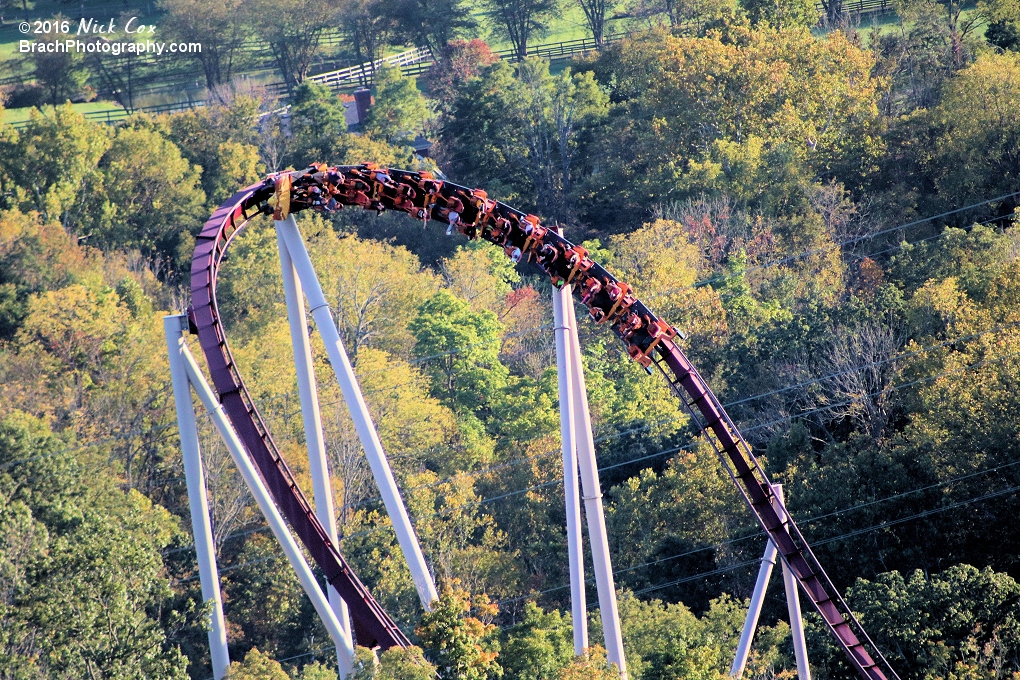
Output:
[{"xmin": 189, "ymin": 164, "xmax": 900, "ymax": 679}]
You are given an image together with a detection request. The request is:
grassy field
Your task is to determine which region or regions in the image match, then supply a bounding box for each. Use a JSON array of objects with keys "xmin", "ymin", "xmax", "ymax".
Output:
[
  {"xmin": 10, "ymin": 0, "xmax": 981, "ymax": 122},
  {"xmin": 474, "ymin": 2, "xmax": 623, "ymax": 51},
  {"xmin": 848, "ymin": 3, "xmax": 983, "ymax": 38},
  {"xmin": 2, "ymin": 99, "xmax": 125, "ymax": 124}
]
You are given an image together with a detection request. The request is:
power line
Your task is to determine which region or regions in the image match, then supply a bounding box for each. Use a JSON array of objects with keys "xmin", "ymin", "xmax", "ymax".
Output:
[
  {"xmin": 29, "ymin": 188, "xmax": 1011, "ymax": 483},
  {"xmin": 334, "ymin": 319, "xmax": 1020, "ymax": 516},
  {"xmin": 632, "ymin": 480, "xmax": 1020, "ymax": 597},
  {"xmin": 185, "ymin": 345, "xmax": 1018, "ymax": 581},
  {"xmin": 523, "ymin": 457, "xmax": 1020, "ymax": 604},
  {"xmin": 76, "ymin": 190, "xmax": 1017, "ymax": 501},
  {"xmin": 648, "ymin": 190, "xmax": 1020, "ymax": 300},
  {"xmin": 189, "ymin": 467, "xmax": 1020, "ymax": 680},
  {"xmin": 163, "ymin": 320, "xmax": 1019, "ymax": 557}
]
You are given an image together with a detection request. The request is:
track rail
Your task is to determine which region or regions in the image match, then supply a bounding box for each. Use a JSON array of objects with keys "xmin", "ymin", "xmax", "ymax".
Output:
[
  {"xmin": 190, "ymin": 164, "xmax": 899, "ymax": 678},
  {"xmin": 189, "ymin": 182, "xmax": 410, "ymax": 650}
]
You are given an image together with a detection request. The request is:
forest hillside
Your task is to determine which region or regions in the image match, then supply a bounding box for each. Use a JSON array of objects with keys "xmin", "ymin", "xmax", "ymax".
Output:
[{"xmin": 3, "ymin": 1, "xmax": 1020, "ymax": 678}]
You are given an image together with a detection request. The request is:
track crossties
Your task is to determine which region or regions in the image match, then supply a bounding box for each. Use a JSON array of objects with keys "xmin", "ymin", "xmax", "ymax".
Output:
[{"xmin": 189, "ymin": 164, "xmax": 899, "ymax": 679}]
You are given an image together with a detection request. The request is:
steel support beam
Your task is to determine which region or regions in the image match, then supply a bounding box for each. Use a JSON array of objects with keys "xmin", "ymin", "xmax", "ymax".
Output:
[
  {"xmin": 275, "ymin": 215, "xmax": 439, "ymax": 610},
  {"xmin": 174, "ymin": 331, "xmax": 355, "ymax": 677},
  {"xmin": 276, "ymin": 231, "xmax": 353, "ymax": 647},
  {"xmin": 552, "ymin": 280, "xmax": 588, "ymax": 655},
  {"xmin": 730, "ymin": 485, "xmax": 811, "ymax": 679},
  {"xmin": 564, "ymin": 297, "xmax": 627, "ymax": 678},
  {"xmin": 776, "ymin": 486, "xmax": 812, "ymax": 680},
  {"xmin": 164, "ymin": 315, "xmax": 231, "ymax": 680}
]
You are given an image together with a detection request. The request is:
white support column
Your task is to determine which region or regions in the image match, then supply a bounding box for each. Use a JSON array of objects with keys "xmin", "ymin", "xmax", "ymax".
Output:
[
  {"xmin": 729, "ymin": 485, "xmax": 811, "ymax": 680},
  {"xmin": 164, "ymin": 315, "xmax": 231, "ymax": 680},
  {"xmin": 730, "ymin": 536, "xmax": 778, "ymax": 677},
  {"xmin": 276, "ymin": 215, "xmax": 440, "ymax": 610},
  {"xmin": 775, "ymin": 486, "xmax": 811, "ymax": 680},
  {"xmin": 552, "ymin": 281, "xmax": 588, "ymax": 655},
  {"xmin": 174, "ymin": 334, "xmax": 355, "ymax": 678},
  {"xmin": 276, "ymin": 231, "xmax": 352, "ymax": 647},
  {"xmin": 564, "ymin": 298, "xmax": 627, "ymax": 678}
]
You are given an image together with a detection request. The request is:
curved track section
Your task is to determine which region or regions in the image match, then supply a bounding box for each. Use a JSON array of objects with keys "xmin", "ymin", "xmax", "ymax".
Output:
[
  {"xmin": 189, "ymin": 181, "xmax": 410, "ymax": 650},
  {"xmin": 190, "ymin": 164, "xmax": 898, "ymax": 679}
]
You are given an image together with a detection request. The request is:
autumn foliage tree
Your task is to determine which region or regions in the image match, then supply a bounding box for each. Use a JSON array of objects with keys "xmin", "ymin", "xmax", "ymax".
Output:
[{"xmin": 417, "ymin": 583, "xmax": 501, "ymax": 680}]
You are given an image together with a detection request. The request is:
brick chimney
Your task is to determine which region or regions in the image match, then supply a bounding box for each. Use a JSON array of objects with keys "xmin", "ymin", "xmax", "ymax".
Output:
[{"xmin": 353, "ymin": 88, "xmax": 372, "ymax": 124}]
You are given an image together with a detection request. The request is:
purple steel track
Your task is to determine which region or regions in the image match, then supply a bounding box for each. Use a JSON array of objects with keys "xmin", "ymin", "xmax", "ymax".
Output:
[
  {"xmin": 189, "ymin": 182, "xmax": 410, "ymax": 650},
  {"xmin": 190, "ymin": 166, "xmax": 899, "ymax": 678}
]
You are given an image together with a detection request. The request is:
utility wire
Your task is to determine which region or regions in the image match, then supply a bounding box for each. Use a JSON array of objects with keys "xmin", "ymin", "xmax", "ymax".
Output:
[
  {"xmin": 504, "ymin": 462, "xmax": 1020, "ymax": 604},
  {"xmin": 632, "ymin": 480, "xmax": 1020, "ymax": 597},
  {"xmin": 179, "ymin": 346, "xmax": 1018, "ymax": 580},
  {"xmin": 23, "ymin": 193, "xmax": 1020, "ymax": 580},
  {"xmin": 163, "ymin": 320, "xmax": 1019, "ymax": 556},
  {"xmin": 49, "ymin": 186, "xmax": 1015, "ymax": 478},
  {"xmin": 75, "ymin": 189, "xmax": 1016, "ymax": 490},
  {"xmin": 648, "ymin": 189, "xmax": 1020, "ymax": 300},
  {"xmin": 193, "ymin": 474, "xmax": 1020, "ymax": 677}
]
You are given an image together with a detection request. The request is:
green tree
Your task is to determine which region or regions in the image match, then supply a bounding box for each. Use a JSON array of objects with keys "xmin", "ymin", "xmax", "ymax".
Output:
[
  {"xmin": 581, "ymin": 26, "xmax": 882, "ymax": 229},
  {"xmin": 348, "ymin": 645, "xmax": 437, "ymax": 679},
  {"xmin": 443, "ymin": 60, "xmax": 531, "ymax": 203},
  {"xmin": 339, "ymin": 0, "xmax": 396, "ymax": 84},
  {"xmin": 558, "ymin": 647, "xmax": 617, "ymax": 679},
  {"xmin": 645, "ymin": 0, "xmax": 735, "ymax": 32},
  {"xmin": 406, "ymin": 470, "xmax": 518, "ymax": 599},
  {"xmin": 0, "ymin": 104, "xmax": 110, "ymax": 229},
  {"xmin": 31, "ymin": 27, "xmax": 91, "ymax": 106},
  {"xmin": 501, "ymin": 602, "xmax": 574, "ymax": 679},
  {"xmin": 835, "ymin": 565, "xmax": 1020, "ymax": 679},
  {"xmin": 575, "ymin": 0, "xmax": 614, "ymax": 45},
  {"xmin": 308, "ymin": 230, "xmax": 441, "ymax": 359},
  {"xmin": 607, "ymin": 217, "xmax": 726, "ymax": 346},
  {"xmin": 443, "ymin": 59, "xmax": 607, "ymax": 219},
  {"xmin": 0, "ymin": 411, "xmax": 189, "ymax": 679},
  {"xmin": 378, "ymin": 646, "xmax": 439, "ymax": 679},
  {"xmin": 639, "ymin": 638, "xmax": 724, "ymax": 680},
  {"xmin": 416, "ymin": 583, "xmax": 502, "ymax": 680},
  {"xmin": 0, "ymin": 208, "xmax": 94, "ymax": 340},
  {"xmin": 224, "ymin": 535, "xmax": 320, "ymax": 660},
  {"xmin": 158, "ymin": 0, "xmax": 249, "ymax": 89},
  {"xmin": 605, "ymin": 445, "xmax": 743, "ymax": 606},
  {"xmin": 2, "ymin": 277, "xmax": 178, "ymax": 489},
  {"xmin": 288, "ymin": 82, "xmax": 353, "ymax": 165},
  {"xmin": 422, "ymin": 39, "xmax": 499, "ymax": 118},
  {"xmin": 412, "ymin": 290, "xmax": 509, "ymax": 416},
  {"xmin": 0, "ymin": 491, "xmax": 48, "ymax": 678},
  {"xmin": 483, "ymin": 0, "xmax": 559, "ymax": 59},
  {"xmin": 926, "ymin": 52, "xmax": 1020, "ymax": 213},
  {"xmin": 441, "ymin": 240, "xmax": 520, "ymax": 315},
  {"xmin": 740, "ymin": 0, "xmax": 817, "ymax": 28},
  {"xmin": 225, "ymin": 648, "xmax": 290, "ymax": 679},
  {"xmin": 386, "ymin": 0, "xmax": 478, "ymax": 59},
  {"xmin": 588, "ymin": 592, "xmax": 759, "ymax": 678},
  {"xmin": 96, "ymin": 124, "xmax": 207, "ymax": 265},
  {"xmin": 162, "ymin": 95, "xmax": 264, "ymax": 205},
  {"xmin": 364, "ymin": 66, "xmax": 433, "ymax": 145},
  {"xmin": 981, "ymin": 0, "xmax": 1020, "ymax": 49},
  {"xmin": 243, "ymin": 0, "xmax": 333, "ymax": 92},
  {"xmin": 297, "ymin": 659, "xmax": 338, "ymax": 679}
]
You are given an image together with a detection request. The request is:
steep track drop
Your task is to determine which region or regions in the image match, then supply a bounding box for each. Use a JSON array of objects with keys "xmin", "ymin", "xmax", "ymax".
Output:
[{"xmin": 189, "ymin": 165, "xmax": 899, "ymax": 679}]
